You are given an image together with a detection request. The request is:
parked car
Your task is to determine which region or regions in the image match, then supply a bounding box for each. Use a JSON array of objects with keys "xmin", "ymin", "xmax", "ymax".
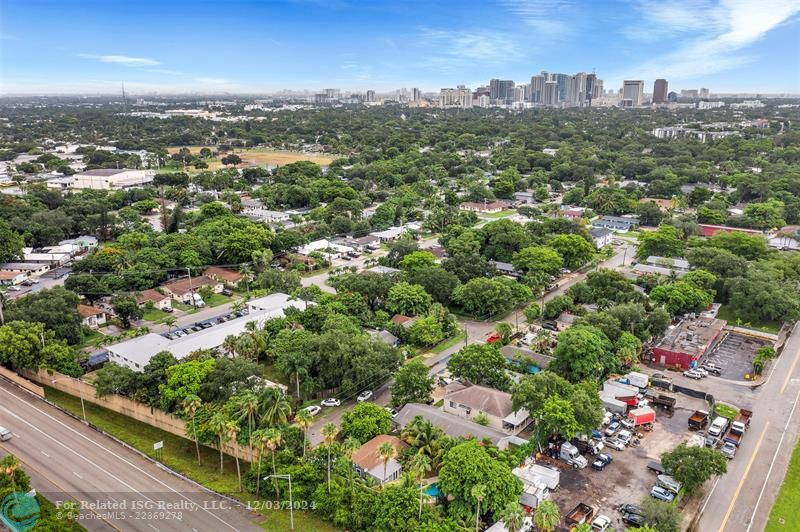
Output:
[
  {"xmin": 605, "ymin": 422, "xmax": 620, "ymax": 437},
  {"xmin": 694, "ymin": 367, "xmax": 709, "ymax": 378},
  {"xmin": 541, "ymin": 321, "xmax": 559, "ymax": 332},
  {"xmin": 221, "ymin": 288, "xmax": 234, "ymax": 296},
  {"xmin": 647, "ymin": 462, "xmax": 666, "ymax": 475},
  {"xmin": 21, "ymin": 280, "xmax": 33, "ymax": 287},
  {"xmin": 6, "ymin": 286, "xmax": 21, "ymax": 292},
  {"xmin": 357, "ymin": 390, "xmax": 373, "ymax": 402},
  {"xmin": 621, "ymin": 418, "xmax": 635, "ymax": 430},
  {"xmin": 320, "ymin": 398, "xmax": 341, "ymax": 407},
  {"xmin": 385, "ymin": 407, "xmax": 398, "ymax": 418},
  {"xmin": 590, "ymin": 515, "xmax": 611, "ymax": 531},
  {"xmin": 683, "ymin": 369, "xmax": 703, "ymax": 380},
  {"xmin": 617, "ymin": 429, "xmax": 633, "ymax": 446},
  {"xmin": 302, "ymin": 405, "xmax": 322, "ymax": 416},
  {"xmin": 617, "ymin": 504, "xmax": 642, "ymax": 516},
  {"xmin": 721, "ymin": 441, "xmax": 737, "ymax": 459},
  {"xmin": 650, "ymin": 486, "xmax": 675, "ymax": 502},
  {"xmin": 622, "ymin": 512, "xmax": 645, "ymax": 526},
  {"xmin": 162, "ymin": 307, "xmax": 174, "ymax": 313},
  {"xmin": 346, "ymin": 251, "xmax": 360, "ymax": 258},
  {"xmin": 0, "ymin": 426, "xmax": 12, "ymax": 441},
  {"xmin": 657, "ymin": 474, "xmax": 682, "ymax": 494},
  {"xmin": 174, "ymin": 330, "xmax": 186, "ymax": 337},
  {"xmin": 340, "ymin": 255, "xmax": 352, "ymax": 261},
  {"xmin": 591, "ymin": 454, "xmax": 613, "ymax": 471},
  {"xmin": 604, "ymin": 438, "xmax": 625, "ymax": 451}
]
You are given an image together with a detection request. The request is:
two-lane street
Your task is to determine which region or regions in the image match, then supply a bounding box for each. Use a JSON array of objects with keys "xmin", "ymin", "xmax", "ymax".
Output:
[{"xmin": 0, "ymin": 380, "xmax": 263, "ymax": 532}]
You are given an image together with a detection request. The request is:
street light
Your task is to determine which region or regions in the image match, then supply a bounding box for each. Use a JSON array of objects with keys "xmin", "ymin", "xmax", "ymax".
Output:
[
  {"xmin": 264, "ymin": 474, "xmax": 293, "ymax": 530},
  {"xmin": 51, "ymin": 378, "xmax": 87, "ymax": 422}
]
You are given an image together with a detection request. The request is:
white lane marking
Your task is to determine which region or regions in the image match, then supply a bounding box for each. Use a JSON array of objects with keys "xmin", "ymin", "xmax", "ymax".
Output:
[
  {"xmin": 41, "ymin": 450, "xmax": 50, "ymax": 457},
  {"xmin": 73, "ymin": 471, "xmax": 84, "ymax": 480},
  {"xmin": 12, "ymin": 432, "xmax": 20, "ymax": 437},
  {"xmin": 108, "ymin": 495, "xmax": 118, "ymax": 504},
  {"xmin": 0, "ymin": 386, "xmax": 240, "ymax": 531},
  {"xmin": 147, "ymin": 525, "xmax": 159, "ymax": 531}
]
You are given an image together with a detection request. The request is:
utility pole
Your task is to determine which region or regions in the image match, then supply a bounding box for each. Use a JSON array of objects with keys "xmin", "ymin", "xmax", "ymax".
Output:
[{"xmin": 187, "ymin": 267, "xmax": 196, "ymax": 309}]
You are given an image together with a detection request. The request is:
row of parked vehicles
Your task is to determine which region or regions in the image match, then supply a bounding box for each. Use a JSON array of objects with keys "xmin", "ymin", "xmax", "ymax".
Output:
[
  {"xmin": 162, "ymin": 307, "xmax": 250, "ymax": 340},
  {"xmin": 688, "ymin": 407, "xmax": 752, "ymax": 459},
  {"xmin": 683, "ymin": 361, "xmax": 723, "ymax": 380}
]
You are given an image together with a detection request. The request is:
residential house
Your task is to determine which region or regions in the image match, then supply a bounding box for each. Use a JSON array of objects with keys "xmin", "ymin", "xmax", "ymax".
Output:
[
  {"xmin": 71, "ymin": 169, "xmax": 154, "ymax": 190},
  {"xmin": 443, "ymin": 384, "xmax": 532, "ymax": 435},
  {"xmin": 590, "ymin": 227, "xmax": 614, "ymax": 249},
  {"xmin": 500, "ymin": 345, "xmax": 554, "ymax": 374},
  {"xmin": 561, "ymin": 208, "xmax": 584, "ymax": 219},
  {"xmin": 513, "ymin": 191, "xmax": 535, "ymax": 205},
  {"xmin": 0, "ymin": 263, "xmax": 51, "ymax": 276},
  {"xmin": 77, "ymin": 304, "xmax": 107, "ymax": 329},
  {"xmin": 368, "ymin": 329, "xmax": 400, "ymax": 347},
  {"xmin": 205, "ymin": 266, "xmax": 243, "ymax": 286},
  {"xmin": 59, "ymin": 236, "xmax": 98, "ymax": 253},
  {"xmin": 347, "ymin": 235, "xmax": 381, "ymax": 251},
  {"xmin": 0, "ymin": 270, "xmax": 27, "ymax": 286},
  {"xmin": 160, "ymin": 275, "xmax": 223, "ymax": 304},
  {"xmin": 21, "ymin": 248, "xmax": 71, "ymax": 266},
  {"xmin": 390, "ymin": 314, "xmax": 418, "ymax": 328},
  {"xmin": 365, "ymin": 265, "xmax": 401, "ymax": 275},
  {"xmin": 394, "ymin": 403, "xmax": 527, "ymax": 450},
  {"xmin": 592, "ymin": 215, "xmax": 639, "ymax": 233},
  {"xmin": 135, "ymin": 289, "xmax": 173, "ymax": 311},
  {"xmin": 460, "ymin": 201, "xmax": 506, "ymax": 214},
  {"xmin": 489, "ymin": 260, "xmax": 522, "ymax": 279},
  {"xmin": 369, "ymin": 227, "xmax": 405, "ymax": 242},
  {"xmin": 275, "ymin": 252, "xmax": 317, "ymax": 270},
  {"xmin": 298, "ymin": 238, "xmax": 353, "ymax": 259},
  {"xmin": 351, "ymin": 435, "xmax": 409, "ymax": 484}
]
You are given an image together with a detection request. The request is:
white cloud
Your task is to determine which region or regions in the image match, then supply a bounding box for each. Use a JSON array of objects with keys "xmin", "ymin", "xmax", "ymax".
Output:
[
  {"xmin": 621, "ymin": 0, "xmax": 800, "ymax": 82},
  {"xmin": 192, "ymin": 77, "xmax": 231, "ymax": 85},
  {"xmin": 498, "ymin": 0, "xmax": 572, "ymax": 35},
  {"xmin": 418, "ymin": 27, "xmax": 525, "ymax": 65},
  {"xmin": 77, "ymin": 54, "xmax": 161, "ymax": 67}
]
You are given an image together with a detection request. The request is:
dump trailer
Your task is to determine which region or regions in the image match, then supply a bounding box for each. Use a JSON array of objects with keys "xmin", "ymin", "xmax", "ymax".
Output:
[
  {"xmin": 565, "ymin": 503, "xmax": 595, "ymax": 526},
  {"xmin": 646, "ymin": 392, "xmax": 677, "ymax": 410},
  {"xmin": 688, "ymin": 410, "xmax": 709, "ymax": 430},
  {"xmin": 723, "ymin": 409, "xmax": 753, "ymax": 447}
]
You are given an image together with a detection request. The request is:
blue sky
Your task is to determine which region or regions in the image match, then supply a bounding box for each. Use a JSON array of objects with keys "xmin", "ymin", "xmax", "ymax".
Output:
[{"xmin": 1, "ymin": 0, "xmax": 799, "ymax": 94}]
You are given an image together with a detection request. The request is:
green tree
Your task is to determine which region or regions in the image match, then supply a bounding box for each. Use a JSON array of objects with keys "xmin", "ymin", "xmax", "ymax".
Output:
[
  {"xmin": 94, "ymin": 362, "xmax": 140, "ymax": 397},
  {"xmin": 409, "ymin": 452, "xmax": 432, "ymax": 519},
  {"xmin": 636, "ymin": 225, "xmax": 683, "ymax": 260},
  {"xmin": 399, "ymin": 251, "xmax": 437, "ymax": 272},
  {"xmin": 650, "ymin": 282, "xmax": 713, "ymax": 316},
  {"xmin": 447, "ymin": 344, "xmax": 511, "ymax": 391},
  {"xmin": 64, "ymin": 274, "xmax": 105, "ymax": 304},
  {"xmin": 551, "ymin": 326, "xmax": 615, "ymax": 382},
  {"xmin": 0, "ymin": 221, "xmax": 24, "ymax": 262},
  {"xmin": 499, "ymin": 502, "xmax": 527, "ymax": 532},
  {"xmin": 661, "ymin": 444, "xmax": 728, "ymax": 494},
  {"xmin": 204, "ymin": 410, "xmax": 229, "ymax": 473},
  {"xmin": 640, "ymin": 498, "xmax": 680, "ymax": 532},
  {"xmin": 408, "ymin": 315, "xmax": 445, "ymax": 347},
  {"xmin": 533, "ymin": 500, "xmax": 560, "ymax": 532},
  {"xmin": 538, "ymin": 396, "xmax": 580, "ymax": 440},
  {"xmin": 226, "ymin": 421, "xmax": 242, "ymax": 492},
  {"xmin": 548, "ymin": 234, "xmax": 594, "ymax": 269},
  {"xmin": 743, "ymin": 200, "xmax": 785, "ymax": 230},
  {"xmin": 512, "ymin": 246, "xmax": 563, "ymax": 276},
  {"xmin": 341, "ymin": 402, "xmax": 393, "ymax": 444},
  {"xmin": 615, "ymin": 332, "xmax": 643, "ymax": 367},
  {"xmin": 386, "ymin": 282, "xmax": 433, "ymax": 316},
  {"xmin": 438, "ymin": 440, "xmax": 521, "ymax": 521},
  {"xmin": 294, "ymin": 408, "xmax": 313, "ymax": 459},
  {"xmin": 452, "ymin": 277, "xmax": 513, "ymax": 317},
  {"xmin": 5, "ymin": 287, "xmax": 82, "ymax": 344},
  {"xmin": 322, "ymin": 422, "xmax": 339, "ymax": 493},
  {"xmin": 378, "ymin": 440, "xmax": 397, "ymax": 488},
  {"xmin": 390, "ymin": 359, "xmax": 435, "ymax": 408},
  {"xmin": 405, "ymin": 266, "xmax": 461, "ymax": 306},
  {"xmin": 182, "ymin": 394, "xmax": 203, "ymax": 466},
  {"xmin": 159, "ymin": 358, "xmax": 216, "ymax": 412},
  {"xmin": 111, "ymin": 295, "xmax": 143, "ymax": 328}
]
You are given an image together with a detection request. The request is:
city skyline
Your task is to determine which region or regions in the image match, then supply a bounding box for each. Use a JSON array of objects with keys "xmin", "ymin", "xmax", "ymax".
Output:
[{"xmin": 1, "ymin": 0, "xmax": 799, "ymax": 95}]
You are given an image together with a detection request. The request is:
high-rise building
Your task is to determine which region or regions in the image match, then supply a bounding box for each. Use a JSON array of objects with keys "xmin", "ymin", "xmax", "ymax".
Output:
[
  {"xmin": 489, "ymin": 79, "xmax": 515, "ymax": 104},
  {"xmin": 530, "ymin": 74, "xmax": 546, "ymax": 103},
  {"xmin": 438, "ymin": 86, "xmax": 472, "ymax": 108},
  {"xmin": 699, "ymin": 87, "xmax": 710, "ymax": 98},
  {"xmin": 653, "ymin": 79, "xmax": 668, "ymax": 104},
  {"xmin": 544, "ymin": 81, "xmax": 559, "ymax": 107},
  {"xmin": 365, "ymin": 90, "xmax": 375, "ymax": 103},
  {"xmin": 667, "ymin": 91, "xmax": 678, "ymax": 102},
  {"xmin": 584, "ymin": 74, "xmax": 596, "ymax": 106},
  {"xmin": 514, "ymin": 85, "xmax": 528, "ymax": 103},
  {"xmin": 681, "ymin": 89, "xmax": 699, "ymax": 99},
  {"xmin": 622, "ymin": 80, "xmax": 645, "ymax": 106},
  {"xmin": 411, "ymin": 88, "xmax": 422, "ymax": 102},
  {"xmin": 554, "ymin": 73, "xmax": 570, "ymax": 101}
]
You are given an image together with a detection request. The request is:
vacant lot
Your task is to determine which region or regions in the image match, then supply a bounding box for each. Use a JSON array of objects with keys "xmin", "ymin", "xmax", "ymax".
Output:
[
  {"xmin": 704, "ymin": 331, "xmax": 771, "ymax": 380},
  {"xmin": 167, "ymin": 146, "xmax": 337, "ymax": 168},
  {"xmin": 548, "ymin": 398, "xmax": 706, "ymax": 530}
]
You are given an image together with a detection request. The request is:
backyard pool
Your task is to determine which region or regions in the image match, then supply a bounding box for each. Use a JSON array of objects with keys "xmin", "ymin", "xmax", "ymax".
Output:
[{"xmin": 424, "ymin": 483, "xmax": 440, "ymax": 497}]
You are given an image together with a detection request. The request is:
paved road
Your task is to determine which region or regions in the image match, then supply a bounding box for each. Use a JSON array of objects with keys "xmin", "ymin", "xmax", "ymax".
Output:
[
  {"xmin": 698, "ymin": 323, "xmax": 800, "ymax": 531},
  {"xmin": 0, "ymin": 380, "xmax": 263, "ymax": 532},
  {"xmin": 305, "ymin": 242, "xmax": 635, "ymax": 445}
]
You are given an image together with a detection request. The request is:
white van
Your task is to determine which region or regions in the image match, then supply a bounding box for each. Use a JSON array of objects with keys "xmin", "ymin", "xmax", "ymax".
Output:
[
  {"xmin": 707, "ymin": 416, "xmax": 729, "ymax": 437},
  {"xmin": 0, "ymin": 426, "xmax": 12, "ymax": 441}
]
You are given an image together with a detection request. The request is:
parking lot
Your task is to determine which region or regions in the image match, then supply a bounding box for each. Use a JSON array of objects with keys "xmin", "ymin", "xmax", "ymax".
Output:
[
  {"xmin": 703, "ymin": 331, "xmax": 771, "ymax": 380},
  {"xmin": 160, "ymin": 307, "xmax": 250, "ymax": 340},
  {"xmin": 546, "ymin": 396, "xmax": 708, "ymax": 531}
]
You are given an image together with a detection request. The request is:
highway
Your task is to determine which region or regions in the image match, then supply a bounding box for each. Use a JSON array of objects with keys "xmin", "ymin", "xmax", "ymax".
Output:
[
  {"xmin": 698, "ymin": 323, "xmax": 800, "ymax": 531},
  {"xmin": 0, "ymin": 380, "xmax": 263, "ymax": 532}
]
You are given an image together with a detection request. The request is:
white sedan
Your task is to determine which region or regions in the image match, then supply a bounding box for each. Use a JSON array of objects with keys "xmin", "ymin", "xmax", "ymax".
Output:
[
  {"xmin": 302, "ymin": 405, "xmax": 322, "ymax": 416},
  {"xmin": 357, "ymin": 390, "xmax": 373, "ymax": 402},
  {"xmin": 320, "ymin": 398, "xmax": 341, "ymax": 407}
]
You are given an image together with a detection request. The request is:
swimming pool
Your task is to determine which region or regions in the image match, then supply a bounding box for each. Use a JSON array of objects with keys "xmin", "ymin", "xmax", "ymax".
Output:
[{"xmin": 424, "ymin": 483, "xmax": 440, "ymax": 497}]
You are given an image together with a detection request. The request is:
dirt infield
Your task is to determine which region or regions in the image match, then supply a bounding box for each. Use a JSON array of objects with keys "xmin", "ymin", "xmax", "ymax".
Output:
[{"xmin": 167, "ymin": 146, "xmax": 337, "ymax": 168}]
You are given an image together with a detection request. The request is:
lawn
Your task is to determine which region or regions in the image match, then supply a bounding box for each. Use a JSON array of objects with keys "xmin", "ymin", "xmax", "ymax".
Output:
[
  {"xmin": 142, "ymin": 308, "xmax": 171, "ymax": 322},
  {"xmin": 78, "ymin": 328, "xmax": 107, "ymax": 349},
  {"xmin": 480, "ymin": 209, "xmax": 517, "ymax": 219},
  {"xmin": 766, "ymin": 437, "xmax": 800, "ymax": 532},
  {"xmin": 173, "ymin": 301, "xmax": 198, "ymax": 313},
  {"xmin": 44, "ymin": 386, "xmax": 335, "ymax": 531},
  {"xmin": 716, "ymin": 305, "xmax": 782, "ymax": 334},
  {"xmin": 205, "ymin": 293, "xmax": 231, "ymax": 307},
  {"xmin": 166, "ymin": 146, "xmax": 337, "ymax": 167},
  {"xmin": 429, "ymin": 332, "xmax": 466, "ymax": 354}
]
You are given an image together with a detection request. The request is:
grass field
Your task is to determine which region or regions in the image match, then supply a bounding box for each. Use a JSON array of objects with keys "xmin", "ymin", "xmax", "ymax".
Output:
[
  {"xmin": 167, "ymin": 146, "xmax": 337, "ymax": 169},
  {"xmin": 766, "ymin": 437, "xmax": 800, "ymax": 532},
  {"xmin": 44, "ymin": 386, "xmax": 335, "ymax": 531},
  {"xmin": 142, "ymin": 308, "xmax": 171, "ymax": 322},
  {"xmin": 480, "ymin": 209, "xmax": 517, "ymax": 219},
  {"xmin": 429, "ymin": 332, "xmax": 466, "ymax": 354},
  {"xmin": 204, "ymin": 293, "xmax": 231, "ymax": 307},
  {"xmin": 717, "ymin": 305, "xmax": 782, "ymax": 334}
]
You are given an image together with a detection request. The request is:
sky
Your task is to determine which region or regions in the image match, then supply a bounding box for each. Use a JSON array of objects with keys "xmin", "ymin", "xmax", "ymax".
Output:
[{"xmin": 1, "ymin": 0, "xmax": 799, "ymax": 95}]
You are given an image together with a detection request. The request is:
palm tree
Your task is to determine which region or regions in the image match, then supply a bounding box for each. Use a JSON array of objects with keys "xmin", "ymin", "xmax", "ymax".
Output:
[
  {"xmin": 238, "ymin": 265, "xmax": 253, "ymax": 294},
  {"xmin": 253, "ymin": 429, "xmax": 269, "ymax": 498},
  {"xmin": 205, "ymin": 410, "xmax": 229, "ymax": 474},
  {"xmin": 294, "ymin": 408, "xmax": 313, "ymax": 459},
  {"xmin": 321, "ymin": 422, "xmax": 339, "ymax": 493},
  {"xmin": 163, "ymin": 315, "xmax": 177, "ymax": 333},
  {"xmin": 408, "ymin": 453, "xmax": 431, "ymax": 519},
  {"xmin": 182, "ymin": 395, "xmax": 202, "ymax": 465},
  {"xmin": 377, "ymin": 441, "xmax": 396, "ymax": 488},
  {"xmin": 264, "ymin": 428, "xmax": 282, "ymax": 498},
  {"xmin": 222, "ymin": 335, "xmax": 238, "ymax": 357},
  {"xmin": 226, "ymin": 421, "xmax": 242, "ymax": 492},
  {"xmin": 235, "ymin": 390, "xmax": 259, "ymax": 447},
  {"xmin": 277, "ymin": 350, "xmax": 309, "ymax": 399},
  {"xmin": 341, "ymin": 437, "xmax": 360, "ymax": 498},
  {"xmin": 533, "ymin": 500, "xmax": 560, "ymax": 532},
  {"xmin": 1, "ymin": 455, "xmax": 20, "ymax": 493},
  {"xmin": 401, "ymin": 417, "xmax": 445, "ymax": 469},
  {"xmin": 235, "ymin": 334, "xmax": 257, "ymax": 360},
  {"xmin": 258, "ymin": 387, "xmax": 292, "ymax": 427},
  {"xmin": 499, "ymin": 502, "xmax": 526, "ymax": 532},
  {"xmin": 471, "ymin": 484, "xmax": 486, "ymax": 532}
]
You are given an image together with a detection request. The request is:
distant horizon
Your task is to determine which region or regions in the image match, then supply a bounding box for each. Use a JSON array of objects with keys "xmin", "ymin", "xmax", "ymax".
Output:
[{"xmin": 1, "ymin": 0, "xmax": 799, "ymax": 95}]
